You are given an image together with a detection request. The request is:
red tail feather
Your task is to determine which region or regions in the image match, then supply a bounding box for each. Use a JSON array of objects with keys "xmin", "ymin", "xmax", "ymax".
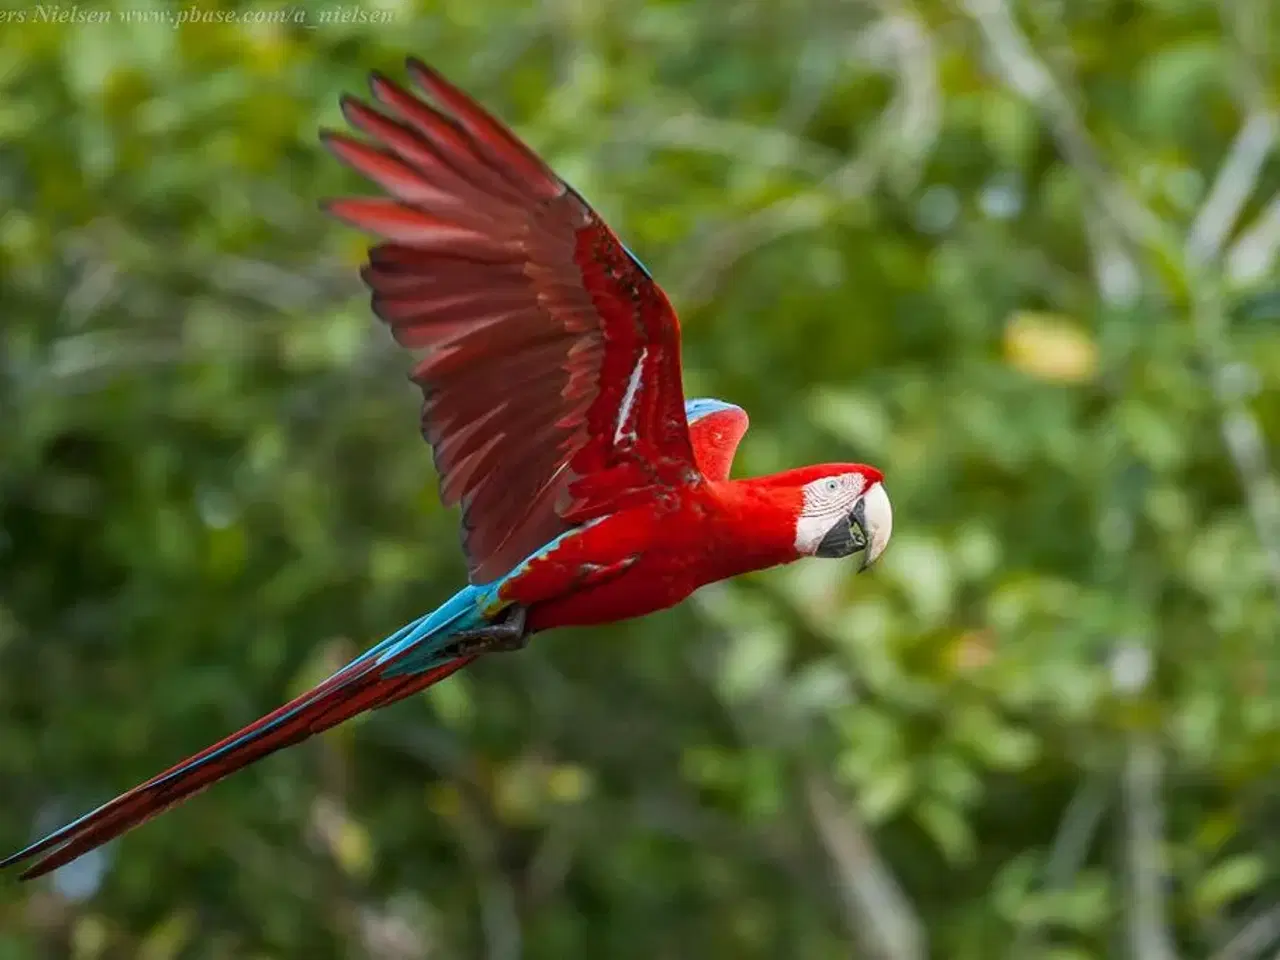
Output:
[{"xmin": 7, "ymin": 656, "xmax": 474, "ymax": 880}]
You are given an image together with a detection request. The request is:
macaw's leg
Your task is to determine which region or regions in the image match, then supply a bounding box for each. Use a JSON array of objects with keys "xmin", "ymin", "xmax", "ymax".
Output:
[{"xmin": 442, "ymin": 604, "xmax": 530, "ymax": 658}]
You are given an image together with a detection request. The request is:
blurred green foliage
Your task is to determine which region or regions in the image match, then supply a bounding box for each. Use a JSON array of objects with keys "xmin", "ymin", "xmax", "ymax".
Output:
[{"xmin": 3, "ymin": 0, "xmax": 1280, "ymax": 958}]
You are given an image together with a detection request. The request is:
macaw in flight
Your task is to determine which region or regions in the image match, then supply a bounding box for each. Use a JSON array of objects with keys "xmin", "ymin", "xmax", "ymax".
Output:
[{"xmin": 3, "ymin": 59, "xmax": 892, "ymax": 881}]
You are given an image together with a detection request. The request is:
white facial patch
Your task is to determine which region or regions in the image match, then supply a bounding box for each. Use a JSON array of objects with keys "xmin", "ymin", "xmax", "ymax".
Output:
[{"xmin": 793, "ymin": 473, "xmax": 867, "ymax": 555}]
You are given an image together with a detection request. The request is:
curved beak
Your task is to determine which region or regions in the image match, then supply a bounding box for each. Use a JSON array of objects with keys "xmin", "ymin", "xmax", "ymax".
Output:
[
  {"xmin": 813, "ymin": 482, "xmax": 893, "ymax": 571},
  {"xmin": 855, "ymin": 482, "xmax": 893, "ymax": 571}
]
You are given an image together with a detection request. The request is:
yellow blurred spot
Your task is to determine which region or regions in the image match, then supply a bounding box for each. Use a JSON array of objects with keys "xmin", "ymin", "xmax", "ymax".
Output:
[
  {"xmin": 948, "ymin": 629, "xmax": 995, "ymax": 673},
  {"xmin": 1003, "ymin": 311, "xmax": 1098, "ymax": 383},
  {"xmin": 493, "ymin": 765, "xmax": 540, "ymax": 825},
  {"xmin": 71, "ymin": 915, "xmax": 109, "ymax": 960},
  {"xmin": 242, "ymin": 22, "xmax": 289, "ymax": 72},
  {"xmin": 426, "ymin": 783, "xmax": 463, "ymax": 819},
  {"xmin": 334, "ymin": 234, "xmax": 370, "ymax": 266},
  {"xmin": 334, "ymin": 817, "xmax": 374, "ymax": 879},
  {"xmin": 547, "ymin": 764, "xmax": 592, "ymax": 804}
]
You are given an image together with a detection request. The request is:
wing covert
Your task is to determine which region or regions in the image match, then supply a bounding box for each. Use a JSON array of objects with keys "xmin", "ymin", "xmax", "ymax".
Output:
[{"xmin": 685, "ymin": 398, "xmax": 749, "ymax": 481}]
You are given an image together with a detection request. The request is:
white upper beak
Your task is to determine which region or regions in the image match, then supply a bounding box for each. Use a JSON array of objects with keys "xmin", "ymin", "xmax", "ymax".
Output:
[{"xmin": 859, "ymin": 482, "xmax": 893, "ymax": 571}]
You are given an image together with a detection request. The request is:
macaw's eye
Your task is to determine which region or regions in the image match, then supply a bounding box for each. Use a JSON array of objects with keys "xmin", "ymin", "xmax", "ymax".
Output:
[{"xmin": 824, "ymin": 478, "xmax": 840, "ymax": 493}]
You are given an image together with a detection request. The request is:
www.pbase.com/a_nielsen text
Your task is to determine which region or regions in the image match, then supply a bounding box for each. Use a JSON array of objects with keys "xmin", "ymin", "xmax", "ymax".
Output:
[{"xmin": 1, "ymin": 5, "xmax": 395, "ymax": 27}]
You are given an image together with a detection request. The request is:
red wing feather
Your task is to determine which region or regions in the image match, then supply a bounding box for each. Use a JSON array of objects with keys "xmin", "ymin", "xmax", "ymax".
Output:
[{"xmin": 326, "ymin": 59, "xmax": 698, "ymax": 584}]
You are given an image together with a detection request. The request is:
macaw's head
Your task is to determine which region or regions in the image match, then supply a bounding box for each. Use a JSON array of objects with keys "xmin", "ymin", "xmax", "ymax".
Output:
[
  {"xmin": 755, "ymin": 464, "xmax": 892, "ymax": 571},
  {"xmin": 795, "ymin": 465, "xmax": 892, "ymax": 570}
]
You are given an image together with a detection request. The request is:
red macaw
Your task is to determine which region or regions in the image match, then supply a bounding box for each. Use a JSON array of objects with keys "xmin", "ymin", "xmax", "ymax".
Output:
[{"xmin": 3, "ymin": 59, "xmax": 892, "ymax": 881}]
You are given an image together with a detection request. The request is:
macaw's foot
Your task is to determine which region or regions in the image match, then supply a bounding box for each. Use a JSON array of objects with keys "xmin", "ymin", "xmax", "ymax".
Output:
[{"xmin": 443, "ymin": 605, "xmax": 530, "ymax": 658}]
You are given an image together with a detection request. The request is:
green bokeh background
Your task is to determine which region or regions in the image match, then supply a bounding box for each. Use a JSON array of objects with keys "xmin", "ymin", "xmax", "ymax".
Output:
[{"xmin": 3, "ymin": 1, "xmax": 1280, "ymax": 957}]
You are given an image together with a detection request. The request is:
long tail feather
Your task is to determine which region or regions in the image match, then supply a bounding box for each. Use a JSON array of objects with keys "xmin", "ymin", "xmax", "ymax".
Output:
[{"xmin": 3, "ymin": 589, "xmax": 495, "ymax": 881}]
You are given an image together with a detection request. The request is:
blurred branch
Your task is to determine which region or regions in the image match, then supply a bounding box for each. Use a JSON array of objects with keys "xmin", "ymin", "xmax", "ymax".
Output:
[
  {"xmin": 1122, "ymin": 728, "xmax": 1179, "ymax": 960},
  {"xmin": 1043, "ymin": 774, "xmax": 1112, "ymax": 884},
  {"xmin": 623, "ymin": 111, "xmax": 842, "ymax": 178},
  {"xmin": 1107, "ymin": 635, "xmax": 1179, "ymax": 960},
  {"xmin": 631, "ymin": 791, "xmax": 820, "ymax": 894},
  {"xmin": 1210, "ymin": 901, "xmax": 1280, "ymax": 960},
  {"xmin": 1009, "ymin": 773, "xmax": 1113, "ymax": 959},
  {"xmin": 1226, "ymin": 193, "xmax": 1280, "ymax": 285},
  {"xmin": 1084, "ymin": 208, "xmax": 1142, "ymax": 310},
  {"xmin": 1191, "ymin": 0, "xmax": 1275, "ymax": 262},
  {"xmin": 1189, "ymin": 285, "xmax": 1280, "ymax": 595},
  {"xmin": 523, "ymin": 821, "xmax": 577, "ymax": 911},
  {"xmin": 961, "ymin": 0, "xmax": 1174, "ymax": 258},
  {"xmin": 1186, "ymin": 110, "xmax": 1278, "ymax": 266},
  {"xmin": 206, "ymin": 255, "xmax": 354, "ymax": 312},
  {"xmin": 443, "ymin": 792, "xmax": 523, "ymax": 960},
  {"xmin": 1089, "ymin": 197, "xmax": 1181, "ymax": 959},
  {"xmin": 37, "ymin": 332, "xmax": 188, "ymax": 392},
  {"xmin": 1187, "ymin": 90, "xmax": 1280, "ymax": 594},
  {"xmin": 56, "ymin": 260, "xmax": 119, "ymax": 330},
  {"xmin": 804, "ymin": 773, "xmax": 926, "ymax": 960},
  {"xmin": 1186, "ymin": 32, "xmax": 1280, "ymax": 595},
  {"xmin": 867, "ymin": 0, "xmax": 941, "ymax": 191}
]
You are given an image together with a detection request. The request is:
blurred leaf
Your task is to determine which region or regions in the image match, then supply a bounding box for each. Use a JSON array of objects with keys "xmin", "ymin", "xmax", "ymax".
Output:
[
  {"xmin": 1003, "ymin": 312, "xmax": 1099, "ymax": 384},
  {"xmin": 1193, "ymin": 854, "xmax": 1267, "ymax": 915},
  {"xmin": 915, "ymin": 797, "xmax": 975, "ymax": 864},
  {"xmin": 857, "ymin": 761, "xmax": 914, "ymax": 824},
  {"xmin": 1135, "ymin": 40, "xmax": 1228, "ymax": 139}
]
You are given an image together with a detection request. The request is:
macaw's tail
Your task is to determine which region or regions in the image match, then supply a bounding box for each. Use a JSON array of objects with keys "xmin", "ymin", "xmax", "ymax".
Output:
[{"xmin": 2, "ymin": 588, "xmax": 495, "ymax": 881}]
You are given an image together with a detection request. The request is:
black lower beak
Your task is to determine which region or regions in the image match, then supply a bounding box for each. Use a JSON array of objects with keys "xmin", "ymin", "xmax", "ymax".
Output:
[{"xmin": 815, "ymin": 499, "xmax": 869, "ymax": 564}]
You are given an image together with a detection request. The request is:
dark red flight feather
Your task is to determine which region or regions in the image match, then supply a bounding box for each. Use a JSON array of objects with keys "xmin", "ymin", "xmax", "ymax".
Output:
[{"xmin": 325, "ymin": 59, "xmax": 699, "ymax": 584}]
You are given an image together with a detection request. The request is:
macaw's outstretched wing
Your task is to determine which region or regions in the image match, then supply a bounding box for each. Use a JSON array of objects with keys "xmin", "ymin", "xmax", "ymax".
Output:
[
  {"xmin": 685, "ymin": 398, "xmax": 749, "ymax": 482},
  {"xmin": 325, "ymin": 59, "xmax": 699, "ymax": 584}
]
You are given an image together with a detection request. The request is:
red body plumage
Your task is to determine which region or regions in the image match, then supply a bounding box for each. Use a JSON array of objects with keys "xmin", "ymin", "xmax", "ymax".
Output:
[{"xmin": 507, "ymin": 478, "xmax": 806, "ymax": 629}]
